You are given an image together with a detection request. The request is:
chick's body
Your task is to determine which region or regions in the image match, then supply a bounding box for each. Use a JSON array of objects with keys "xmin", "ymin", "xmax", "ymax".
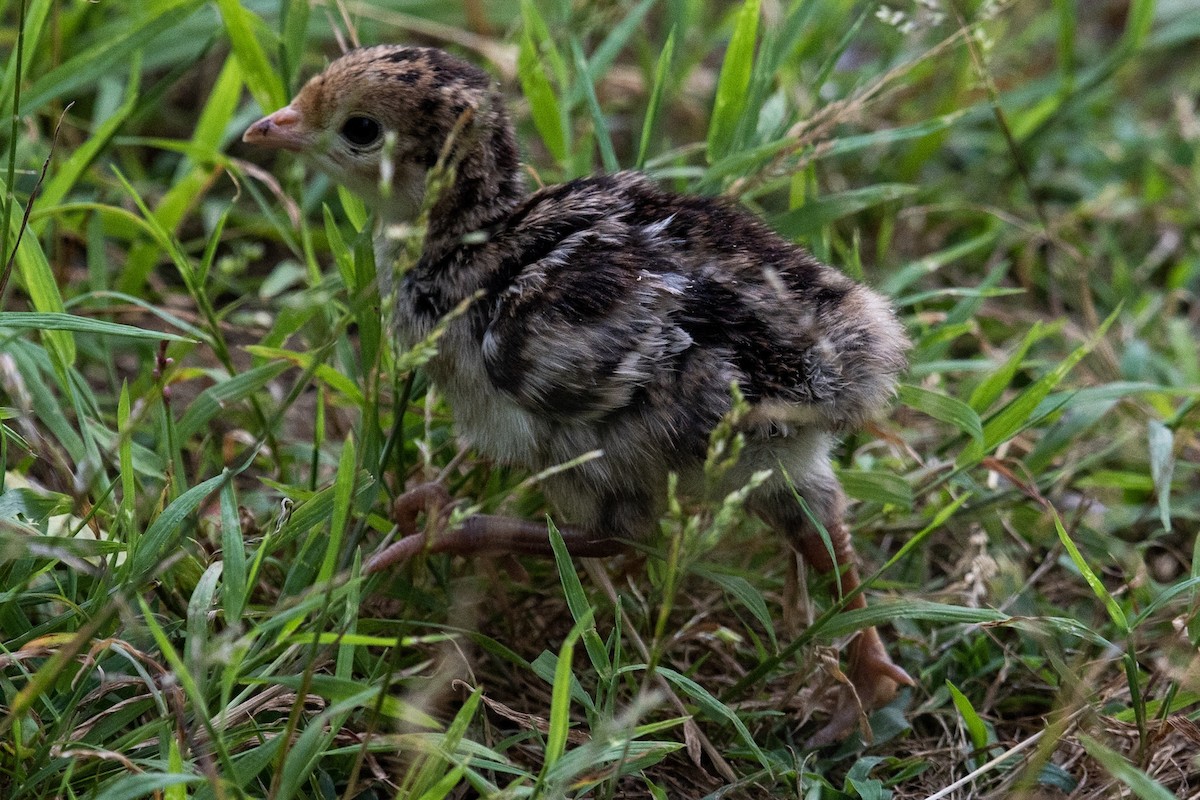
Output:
[
  {"xmin": 246, "ymin": 45, "xmax": 913, "ymax": 744},
  {"xmin": 405, "ymin": 171, "xmax": 906, "ymax": 540}
]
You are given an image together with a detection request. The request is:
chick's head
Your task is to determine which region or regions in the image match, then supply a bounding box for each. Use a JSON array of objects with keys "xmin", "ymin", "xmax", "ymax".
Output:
[{"xmin": 244, "ymin": 45, "xmax": 497, "ymax": 222}]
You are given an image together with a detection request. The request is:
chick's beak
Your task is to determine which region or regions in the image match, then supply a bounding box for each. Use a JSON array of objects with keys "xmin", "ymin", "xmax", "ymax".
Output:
[{"xmin": 243, "ymin": 106, "xmax": 309, "ymax": 151}]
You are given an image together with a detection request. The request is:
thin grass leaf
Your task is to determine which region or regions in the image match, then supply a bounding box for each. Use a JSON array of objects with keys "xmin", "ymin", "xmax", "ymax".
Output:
[
  {"xmin": 276, "ymin": 687, "xmax": 379, "ymax": 800},
  {"xmin": 1147, "ymin": 420, "xmax": 1175, "ymax": 533},
  {"xmin": 538, "ymin": 616, "xmax": 587, "ymax": 782},
  {"xmin": 128, "ymin": 471, "xmax": 229, "ymax": 578},
  {"xmin": 961, "ymin": 309, "xmax": 1119, "ymax": 465},
  {"xmin": 3, "ymin": 188, "xmax": 75, "ymax": 369},
  {"xmin": 1078, "ymin": 734, "xmax": 1177, "ymax": 800},
  {"xmin": 772, "ymin": 184, "xmax": 917, "ymax": 239},
  {"xmin": 636, "ymin": 27, "xmax": 676, "ymax": 170},
  {"xmin": 117, "ymin": 381, "xmax": 135, "ymax": 551},
  {"xmin": 968, "ymin": 321, "xmax": 1059, "ymax": 413},
  {"xmin": 581, "ymin": 0, "xmax": 656, "ymax": 89},
  {"xmin": 20, "ymin": 0, "xmax": 205, "ymax": 113},
  {"xmin": 1052, "ymin": 508, "xmax": 1129, "ymax": 634},
  {"xmin": 947, "ymin": 680, "xmax": 990, "ymax": 766},
  {"xmin": 318, "ymin": 434, "xmax": 356, "ymax": 584},
  {"xmin": 262, "ymin": 676, "xmax": 440, "ymax": 728},
  {"xmin": 821, "ymin": 600, "xmax": 1008, "ymax": 639},
  {"xmin": 174, "ymin": 361, "xmax": 291, "ymax": 440},
  {"xmin": 93, "ymin": 774, "xmax": 203, "ymax": 800},
  {"xmin": 654, "ymin": 666, "xmax": 771, "ymax": 770},
  {"xmin": 34, "ymin": 65, "xmax": 139, "ymax": 228},
  {"xmin": 882, "ymin": 231, "xmax": 998, "ymax": 296},
  {"xmin": 571, "ymin": 40, "xmax": 618, "ymax": 173},
  {"xmin": 186, "ymin": 561, "xmax": 222, "ymax": 685},
  {"xmin": 837, "ymin": 469, "xmax": 913, "ymax": 508},
  {"xmin": 548, "ymin": 519, "xmax": 612, "ymax": 677},
  {"xmin": 707, "ymin": 0, "xmax": 760, "ymax": 162},
  {"xmin": 219, "ymin": 481, "xmax": 246, "ymax": 625},
  {"xmin": 0, "ymin": 311, "xmax": 194, "ymax": 342},
  {"xmin": 517, "ymin": 0, "xmax": 568, "ymax": 164},
  {"xmin": 899, "ymin": 384, "xmax": 983, "ymax": 446},
  {"xmin": 244, "ymin": 345, "xmax": 364, "ymax": 405},
  {"xmin": 693, "ymin": 567, "xmax": 778, "ymax": 649},
  {"xmin": 213, "ymin": 0, "xmax": 286, "ymax": 113}
]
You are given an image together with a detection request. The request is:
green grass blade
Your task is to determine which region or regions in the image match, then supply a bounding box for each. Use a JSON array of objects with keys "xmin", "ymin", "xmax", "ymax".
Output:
[
  {"xmin": 219, "ymin": 481, "xmax": 247, "ymax": 626},
  {"xmin": 129, "ymin": 471, "xmax": 229, "ymax": 578},
  {"xmin": 0, "ymin": 311, "xmax": 194, "ymax": 342},
  {"xmin": 707, "ymin": 0, "xmax": 760, "ymax": 163},
  {"xmin": 837, "ymin": 469, "xmax": 913, "ymax": 509},
  {"xmin": 518, "ymin": 0, "xmax": 568, "ymax": 165},
  {"xmin": 20, "ymin": 0, "xmax": 205, "ymax": 114},
  {"xmin": 1078, "ymin": 734, "xmax": 1176, "ymax": 800},
  {"xmin": 1052, "ymin": 508, "xmax": 1129, "ymax": 634},
  {"xmin": 213, "ymin": 0, "xmax": 287, "ymax": 112},
  {"xmin": 898, "ymin": 384, "xmax": 983, "ymax": 446},
  {"xmin": 772, "ymin": 184, "xmax": 917, "ymax": 239},
  {"xmin": 571, "ymin": 39, "xmax": 618, "ymax": 173},
  {"xmin": 317, "ymin": 434, "xmax": 356, "ymax": 583},
  {"xmin": 1147, "ymin": 420, "xmax": 1175, "ymax": 532},
  {"xmin": 636, "ymin": 27, "xmax": 676, "ymax": 170},
  {"xmin": 947, "ymin": 680, "xmax": 990, "ymax": 766}
]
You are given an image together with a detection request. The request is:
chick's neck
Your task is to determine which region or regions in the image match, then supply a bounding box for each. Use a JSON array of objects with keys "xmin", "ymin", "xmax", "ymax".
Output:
[{"xmin": 413, "ymin": 103, "xmax": 526, "ymax": 257}]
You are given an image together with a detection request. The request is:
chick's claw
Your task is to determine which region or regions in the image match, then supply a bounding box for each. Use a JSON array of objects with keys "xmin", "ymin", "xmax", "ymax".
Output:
[
  {"xmin": 391, "ymin": 482, "xmax": 451, "ymax": 537},
  {"xmin": 363, "ymin": 483, "xmax": 453, "ymax": 574},
  {"xmin": 805, "ymin": 628, "xmax": 915, "ymax": 748}
]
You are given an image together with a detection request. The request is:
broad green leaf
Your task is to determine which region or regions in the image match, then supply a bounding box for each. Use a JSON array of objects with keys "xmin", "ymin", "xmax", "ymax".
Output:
[
  {"xmin": 899, "ymin": 384, "xmax": 983, "ymax": 446},
  {"xmin": 838, "ymin": 469, "xmax": 914, "ymax": 509}
]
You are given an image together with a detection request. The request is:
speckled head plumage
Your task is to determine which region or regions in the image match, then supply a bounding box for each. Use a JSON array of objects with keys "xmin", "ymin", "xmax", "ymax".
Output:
[{"xmin": 244, "ymin": 45, "xmax": 523, "ymax": 233}]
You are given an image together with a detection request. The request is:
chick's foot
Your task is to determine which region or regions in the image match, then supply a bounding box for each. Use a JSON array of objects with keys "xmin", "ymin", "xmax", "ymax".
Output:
[{"xmin": 805, "ymin": 626, "xmax": 914, "ymax": 748}]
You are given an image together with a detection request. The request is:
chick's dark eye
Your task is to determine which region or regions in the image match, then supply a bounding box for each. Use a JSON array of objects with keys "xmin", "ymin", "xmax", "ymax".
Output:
[{"xmin": 340, "ymin": 116, "xmax": 382, "ymax": 147}]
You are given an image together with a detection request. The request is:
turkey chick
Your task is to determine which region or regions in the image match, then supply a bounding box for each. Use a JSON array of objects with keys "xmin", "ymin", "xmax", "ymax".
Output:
[{"xmin": 244, "ymin": 44, "xmax": 914, "ymax": 746}]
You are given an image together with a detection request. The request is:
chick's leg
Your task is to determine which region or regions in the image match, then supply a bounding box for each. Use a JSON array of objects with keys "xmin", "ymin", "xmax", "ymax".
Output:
[
  {"xmin": 366, "ymin": 484, "xmax": 626, "ymax": 574},
  {"xmin": 765, "ymin": 475, "xmax": 914, "ymax": 746},
  {"xmin": 792, "ymin": 514, "xmax": 914, "ymax": 746}
]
